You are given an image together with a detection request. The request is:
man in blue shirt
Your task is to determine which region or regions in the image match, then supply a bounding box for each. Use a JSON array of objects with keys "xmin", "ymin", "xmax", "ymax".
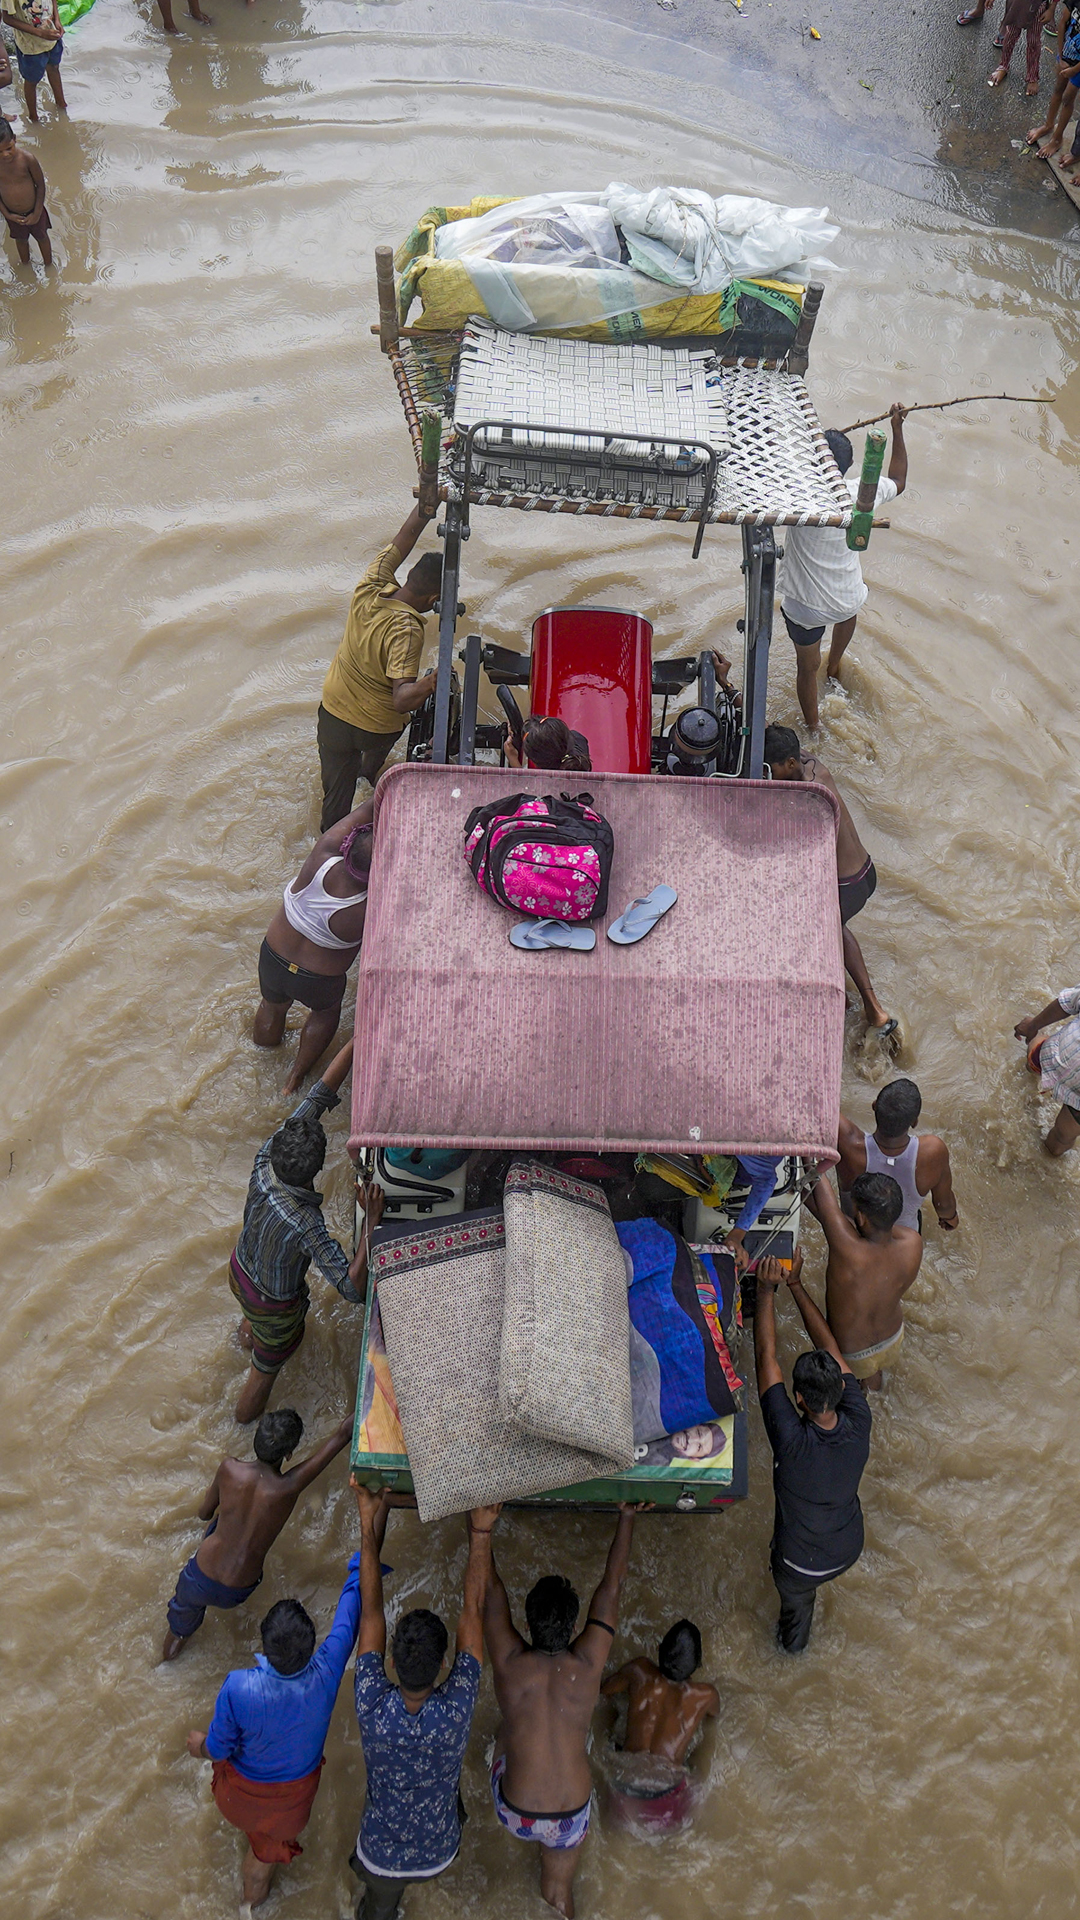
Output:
[
  {"xmin": 722, "ymin": 1153, "xmax": 784, "ymax": 1270},
  {"xmin": 350, "ymin": 1478, "xmax": 499, "ymax": 1920},
  {"xmin": 185, "ymin": 1500, "xmax": 390, "ymax": 1913}
]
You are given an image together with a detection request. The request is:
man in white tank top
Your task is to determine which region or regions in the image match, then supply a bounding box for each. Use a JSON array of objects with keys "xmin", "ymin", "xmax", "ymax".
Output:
[
  {"xmin": 836, "ymin": 1078, "xmax": 958, "ymax": 1236},
  {"xmin": 255, "ymin": 800, "xmax": 373, "ymax": 1097}
]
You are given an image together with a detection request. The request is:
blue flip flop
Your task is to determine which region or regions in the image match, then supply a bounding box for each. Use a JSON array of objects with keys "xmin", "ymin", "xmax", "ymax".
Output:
[
  {"xmin": 510, "ymin": 918, "xmax": 597, "ymax": 952},
  {"xmin": 607, "ymin": 885, "xmax": 678, "ymax": 945}
]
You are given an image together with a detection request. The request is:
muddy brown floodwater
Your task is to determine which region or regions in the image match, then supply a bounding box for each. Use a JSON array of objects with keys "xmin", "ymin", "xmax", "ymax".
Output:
[{"xmin": 3, "ymin": 1, "xmax": 1080, "ymax": 1916}]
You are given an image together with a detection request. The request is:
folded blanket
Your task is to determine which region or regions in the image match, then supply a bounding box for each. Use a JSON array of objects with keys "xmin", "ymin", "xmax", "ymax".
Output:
[
  {"xmin": 374, "ymin": 1209, "xmax": 616, "ymax": 1521},
  {"xmin": 618, "ymin": 1218, "xmax": 742, "ymax": 1443},
  {"xmin": 500, "ymin": 1159, "xmax": 634, "ymax": 1469}
]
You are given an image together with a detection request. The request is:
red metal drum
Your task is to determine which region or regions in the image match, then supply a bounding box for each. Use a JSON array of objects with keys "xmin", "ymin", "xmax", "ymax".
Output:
[{"xmin": 530, "ymin": 607, "xmax": 653, "ymax": 775}]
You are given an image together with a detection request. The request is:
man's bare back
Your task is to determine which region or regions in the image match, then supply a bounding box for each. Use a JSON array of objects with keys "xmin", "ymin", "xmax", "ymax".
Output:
[
  {"xmin": 602, "ymin": 1657, "xmax": 719, "ymax": 1766},
  {"xmin": 494, "ymin": 1638, "xmax": 607, "ymax": 1813},
  {"xmin": 801, "ymin": 751, "xmax": 868, "ymax": 881},
  {"xmin": 484, "ymin": 1509, "xmax": 639, "ymax": 1918},
  {"xmin": 195, "ymin": 1413, "xmax": 353, "ymax": 1588},
  {"xmin": 812, "ymin": 1174, "xmax": 922, "ymax": 1354}
]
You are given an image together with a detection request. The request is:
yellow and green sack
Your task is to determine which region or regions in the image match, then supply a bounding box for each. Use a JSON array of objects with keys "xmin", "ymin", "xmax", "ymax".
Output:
[{"xmin": 395, "ymin": 198, "xmax": 804, "ymax": 349}]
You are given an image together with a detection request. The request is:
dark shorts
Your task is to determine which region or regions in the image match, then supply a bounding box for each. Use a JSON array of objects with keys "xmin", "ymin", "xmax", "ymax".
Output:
[
  {"xmin": 16, "ymin": 38, "xmax": 62, "ymax": 85},
  {"xmin": 4, "ymin": 204, "xmax": 50, "ymax": 242},
  {"xmin": 838, "ymin": 855, "xmax": 877, "ymax": 926},
  {"xmin": 782, "ymin": 608, "xmax": 827, "ymax": 649},
  {"xmin": 258, "ymin": 937, "xmax": 349, "ymax": 1013},
  {"xmin": 166, "ymin": 1546, "xmax": 261, "ymax": 1640}
]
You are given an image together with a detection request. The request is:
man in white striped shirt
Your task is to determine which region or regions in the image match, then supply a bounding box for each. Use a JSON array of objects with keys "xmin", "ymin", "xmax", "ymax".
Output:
[{"xmin": 1015, "ymin": 985, "xmax": 1080, "ymax": 1157}]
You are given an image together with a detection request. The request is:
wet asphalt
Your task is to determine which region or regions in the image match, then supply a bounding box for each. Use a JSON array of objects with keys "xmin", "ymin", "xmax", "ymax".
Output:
[{"xmin": 568, "ymin": 0, "xmax": 1079, "ymax": 234}]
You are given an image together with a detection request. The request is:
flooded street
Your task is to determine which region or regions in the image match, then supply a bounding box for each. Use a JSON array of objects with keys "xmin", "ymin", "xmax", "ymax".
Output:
[{"xmin": 3, "ymin": 1, "xmax": 1080, "ymax": 1914}]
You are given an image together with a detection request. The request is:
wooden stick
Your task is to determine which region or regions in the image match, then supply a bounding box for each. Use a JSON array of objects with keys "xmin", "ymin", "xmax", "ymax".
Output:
[
  {"xmin": 375, "ymin": 245, "xmax": 399, "ymax": 353},
  {"xmin": 786, "ymin": 280, "xmax": 823, "ymax": 378},
  {"xmin": 838, "ymin": 392, "xmax": 1044, "ymax": 434},
  {"xmin": 418, "ymin": 412, "xmax": 442, "ymax": 519},
  {"xmin": 386, "ymin": 343, "xmax": 424, "ymax": 462}
]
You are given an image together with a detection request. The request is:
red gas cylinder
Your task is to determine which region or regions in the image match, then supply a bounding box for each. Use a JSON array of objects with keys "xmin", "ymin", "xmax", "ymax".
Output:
[{"xmin": 530, "ymin": 607, "xmax": 653, "ymax": 775}]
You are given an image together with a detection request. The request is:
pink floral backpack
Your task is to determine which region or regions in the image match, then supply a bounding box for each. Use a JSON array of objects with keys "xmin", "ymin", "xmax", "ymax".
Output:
[{"xmin": 463, "ymin": 791, "xmax": 615, "ymax": 923}]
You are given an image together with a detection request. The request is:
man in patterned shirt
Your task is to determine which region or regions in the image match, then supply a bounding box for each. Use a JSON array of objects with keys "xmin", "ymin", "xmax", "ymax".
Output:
[
  {"xmin": 1015, "ymin": 984, "xmax": 1080, "ymax": 1156},
  {"xmin": 230, "ymin": 1037, "xmax": 379, "ymax": 1423},
  {"xmin": 348, "ymin": 1480, "xmax": 499, "ymax": 1920},
  {"xmin": 317, "ymin": 503, "xmax": 443, "ymax": 831}
]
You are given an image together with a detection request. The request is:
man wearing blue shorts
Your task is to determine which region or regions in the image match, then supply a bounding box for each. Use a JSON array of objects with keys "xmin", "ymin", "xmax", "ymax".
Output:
[{"xmin": 1, "ymin": 0, "xmax": 66, "ymax": 124}]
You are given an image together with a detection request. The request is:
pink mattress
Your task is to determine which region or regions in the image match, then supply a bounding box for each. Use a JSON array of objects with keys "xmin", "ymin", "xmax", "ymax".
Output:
[{"xmin": 349, "ymin": 764, "xmax": 844, "ymax": 1162}]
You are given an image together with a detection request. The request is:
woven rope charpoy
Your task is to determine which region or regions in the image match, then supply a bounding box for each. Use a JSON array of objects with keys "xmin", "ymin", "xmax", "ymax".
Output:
[{"xmin": 388, "ymin": 325, "xmax": 854, "ymax": 527}]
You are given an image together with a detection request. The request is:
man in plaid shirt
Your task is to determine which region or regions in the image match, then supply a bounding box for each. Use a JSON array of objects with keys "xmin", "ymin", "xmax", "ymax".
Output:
[
  {"xmin": 1015, "ymin": 985, "xmax": 1080, "ymax": 1158},
  {"xmin": 230, "ymin": 1038, "xmax": 380, "ymax": 1421}
]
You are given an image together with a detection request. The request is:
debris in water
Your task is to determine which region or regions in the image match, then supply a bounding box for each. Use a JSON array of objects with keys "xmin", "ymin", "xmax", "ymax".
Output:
[{"xmin": 809, "ymin": 24, "xmax": 821, "ymax": 36}]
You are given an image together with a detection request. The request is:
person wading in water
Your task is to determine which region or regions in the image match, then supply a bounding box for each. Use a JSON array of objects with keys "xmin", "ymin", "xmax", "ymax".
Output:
[
  {"xmin": 601, "ymin": 1619, "xmax": 719, "ymax": 1830},
  {"xmin": 764, "ymin": 724, "xmax": 897, "ymax": 1042},
  {"xmin": 807, "ymin": 1170, "xmax": 923, "ymax": 1388},
  {"xmin": 484, "ymin": 1506, "xmax": 645, "ymax": 1918},
  {"xmin": 836, "ymin": 1077, "xmax": 959, "ymax": 1234},
  {"xmin": 228, "ymin": 1038, "xmax": 381, "ymax": 1423},
  {"xmin": 162, "ymin": 1407, "xmax": 354, "ymax": 1660},
  {"xmin": 316, "ymin": 502, "xmax": 442, "ymax": 830},
  {"xmin": 754, "ymin": 1253, "xmax": 872, "ymax": 1653},
  {"xmin": 254, "ymin": 801, "xmax": 372, "ymax": 1098}
]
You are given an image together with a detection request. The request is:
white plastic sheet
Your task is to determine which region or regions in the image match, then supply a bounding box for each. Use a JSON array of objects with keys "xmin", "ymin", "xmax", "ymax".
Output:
[
  {"xmin": 601, "ymin": 184, "xmax": 839, "ymax": 292},
  {"xmin": 434, "ymin": 193, "xmax": 626, "ymax": 330},
  {"xmin": 431, "ymin": 187, "xmax": 839, "ymax": 331}
]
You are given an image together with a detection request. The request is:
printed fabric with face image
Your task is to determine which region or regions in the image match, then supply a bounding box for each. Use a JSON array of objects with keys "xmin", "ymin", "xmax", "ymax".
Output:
[{"xmin": 634, "ymin": 1421, "xmax": 729, "ymax": 1468}]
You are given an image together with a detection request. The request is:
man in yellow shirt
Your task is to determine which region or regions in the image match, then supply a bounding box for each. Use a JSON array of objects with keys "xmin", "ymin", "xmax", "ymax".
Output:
[{"xmin": 317, "ymin": 504, "xmax": 442, "ymax": 829}]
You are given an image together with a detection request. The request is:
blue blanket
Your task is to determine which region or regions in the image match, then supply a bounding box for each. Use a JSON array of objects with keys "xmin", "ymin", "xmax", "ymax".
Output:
[{"xmin": 618, "ymin": 1218, "xmax": 739, "ymax": 1443}]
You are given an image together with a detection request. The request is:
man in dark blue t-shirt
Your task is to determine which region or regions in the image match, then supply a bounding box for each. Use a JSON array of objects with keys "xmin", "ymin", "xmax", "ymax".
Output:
[
  {"xmin": 349, "ymin": 1479, "xmax": 500, "ymax": 1919},
  {"xmin": 754, "ymin": 1250, "xmax": 873, "ymax": 1653}
]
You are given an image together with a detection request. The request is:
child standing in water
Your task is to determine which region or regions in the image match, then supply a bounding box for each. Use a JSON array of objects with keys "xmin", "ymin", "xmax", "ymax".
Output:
[
  {"xmin": 0, "ymin": 116, "xmax": 51, "ymax": 263},
  {"xmin": 0, "ymin": 0, "xmax": 65, "ymax": 125}
]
